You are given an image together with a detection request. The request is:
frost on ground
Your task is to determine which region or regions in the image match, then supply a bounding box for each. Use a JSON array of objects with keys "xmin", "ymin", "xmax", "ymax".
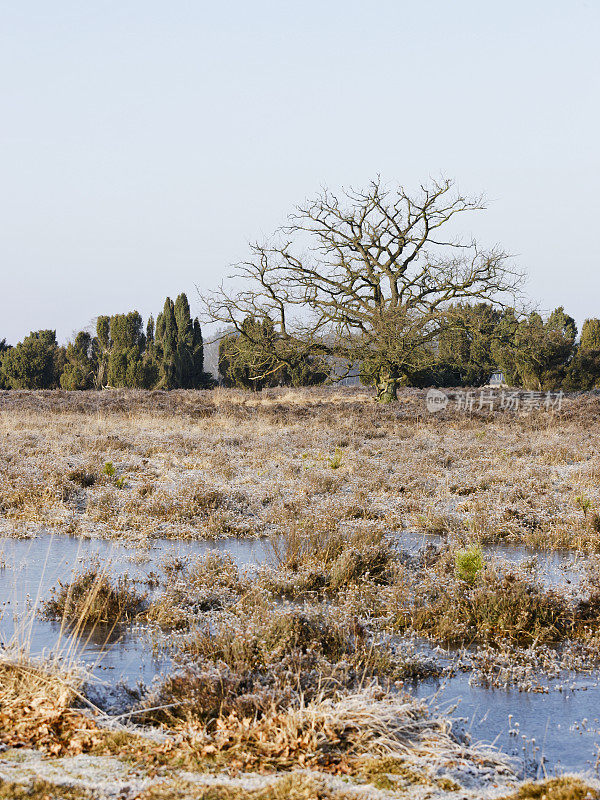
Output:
[
  {"xmin": 2, "ymin": 388, "xmax": 600, "ymax": 797},
  {"xmin": 1, "ymin": 387, "xmax": 600, "ymax": 550},
  {"xmin": 1, "ymin": 750, "xmax": 599, "ymax": 798},
  {"xmin": 0, "ymin": 745, "xmax": 519, "ymax": 800}
]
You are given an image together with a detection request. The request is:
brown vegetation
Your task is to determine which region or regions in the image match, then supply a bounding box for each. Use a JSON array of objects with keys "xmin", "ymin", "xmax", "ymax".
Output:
[
  {"xmin": 43, "ymin": 567, "xmax": 147, "ymax": 626},
  {"xmin": 3, "ymin": 388, "xmax": 600, "ymax": 797},
  {"xmin": 0, "ymin": 656, "xmax": 100, "ymax": 756}
]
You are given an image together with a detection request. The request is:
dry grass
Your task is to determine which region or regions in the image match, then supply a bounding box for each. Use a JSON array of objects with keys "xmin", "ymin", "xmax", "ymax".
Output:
[
  {"xmin": 3, "ymin": 388, "xmax": 600, "ymax": 796},
  {"xmin": 136, "ymin": 775, "xmax": 357, "ymax": 800},
  {"xmin": 499, "ymin": 777, "xmax": 600, "ymax": 799},
  {"xmin": 400, "ymin": 567, "xmax": 578, "ymax": 645},
  {"xmin": 0, "ymin": 780, "xmax": 92, "ymax": 800},
  {"xmin": 0, "ymin": 387, "xmax": 597, "ymax": 551},
  {"xmin": 136, "ymin": 686, "xmax": 513, "ymax": 777}
]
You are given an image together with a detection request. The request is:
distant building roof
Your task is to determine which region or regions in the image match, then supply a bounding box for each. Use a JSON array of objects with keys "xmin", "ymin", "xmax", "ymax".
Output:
[{"xmin": 488, "ymin": 370, "xmax": 506, "ymax": 387}]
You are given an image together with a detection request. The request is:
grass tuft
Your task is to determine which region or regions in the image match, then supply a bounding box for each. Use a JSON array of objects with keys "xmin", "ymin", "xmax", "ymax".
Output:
[{"xmin": 43, "ymin": 566, "xmax": 146, "ymax": 626}]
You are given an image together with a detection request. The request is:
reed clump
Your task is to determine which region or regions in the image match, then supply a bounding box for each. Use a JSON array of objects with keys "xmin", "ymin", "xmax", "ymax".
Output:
[{"xmin": 400, "ymin": 568, "xmax": 576, "ymax": 645}]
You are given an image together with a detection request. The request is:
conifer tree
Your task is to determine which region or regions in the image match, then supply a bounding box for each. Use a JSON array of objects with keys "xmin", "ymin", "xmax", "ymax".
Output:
[
  {"xmin": 174, "ymin": 293, "xmax": 194, "ymax": 387},
  {"xmin": 192, "ymin": 317, "xmax": 205, "ymax": 386},
  {"xmin": 95, "ymin": 316, "xmax": 111, "ymax": 388},
  {"xmin": 219, "ymin": 315, "xmax": 328, "ymax": 389},
  {"xmin": 1, "ymin": 330, "xmax": 62, "ymax": 389},
  {"xmin": 155, "ymin": 293, "xmax": 209, "ymax": 388},
  {"xmin": 581, "ymin": 319, "xmax": 600, "ymax": 351},
  {"xmin": 155, "ymin": 297, "xmax": 178, "ymax": 388},
  {"xmin": 563, "ymin": 318, "xmax": 600, "ymax": 390},
  {"xmin": 146, "ymin": 315, "xmax": 155, "ymax": 347},
  {"xmin": 0, "ymin": 339, "xmax": 10, "ymax": 389},
  {"xmin": 60, "ymin": 331, "xmax": 97, "ymax": 390},
  {"xmin": 106, "ymin": 311, "xmax": 148, "ymax": 387}
]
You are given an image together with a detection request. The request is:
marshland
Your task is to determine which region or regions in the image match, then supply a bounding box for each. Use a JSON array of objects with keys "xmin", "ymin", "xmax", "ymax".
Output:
[{"xmin": 2, "ymin": 387, "xmax": 600, "ymax": 799}]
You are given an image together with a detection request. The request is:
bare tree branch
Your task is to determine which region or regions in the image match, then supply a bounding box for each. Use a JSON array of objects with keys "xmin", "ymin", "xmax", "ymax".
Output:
[{"xmin": 201, "ymin": 177, "xmax": 525, "ymax": 401}]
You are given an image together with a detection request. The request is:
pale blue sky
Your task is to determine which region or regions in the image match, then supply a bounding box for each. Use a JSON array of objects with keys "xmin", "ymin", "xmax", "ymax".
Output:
[{"xmin": 1, "ymin": 0, "xmax": 598, "ymax": 344}]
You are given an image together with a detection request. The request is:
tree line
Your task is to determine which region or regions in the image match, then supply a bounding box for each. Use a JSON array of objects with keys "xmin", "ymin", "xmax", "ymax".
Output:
[
  {"xmin": 387, "ymin": 304, "xmax": 600, "ymax": 392},
  {"xmin": 0, "ymin": 293, "xmax": 210, "ymax": 390},
  {"xmin": 215, "ymin": 305, "xmax": 600, "ymax": 393},
  {"xmin": 3, "ymin": 295, "xmax": 600, "ymax": 395},
  {"xmin": 3, "ymin": 178, "xmax": 600, "ymax": 398}
]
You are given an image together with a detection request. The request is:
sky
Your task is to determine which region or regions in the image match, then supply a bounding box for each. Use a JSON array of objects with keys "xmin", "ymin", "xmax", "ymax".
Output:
[{"xmin": 1, "ymin": 0, "xmax": 599, "ymax": 345}]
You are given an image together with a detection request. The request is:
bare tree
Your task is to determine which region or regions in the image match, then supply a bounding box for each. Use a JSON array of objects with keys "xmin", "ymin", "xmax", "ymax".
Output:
[{"xmin": 203, "ymin": 177, "xmax": 524, "ymax": 401}]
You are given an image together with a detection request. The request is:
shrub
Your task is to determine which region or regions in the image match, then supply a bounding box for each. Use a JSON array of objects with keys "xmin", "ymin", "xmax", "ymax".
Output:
[
  {"xmin": 454, "ymin": 546, "xmax": 484, "ymax": 583},
  {"xmin": 0, "ymin": 330, "xmax": 62, "ymax": 389},
  {"xmin": 67, "ymin": 468, "xmax": 96, "ymax": 488},
  {"xmin": 268, "ymin": 511, "xmax": 386, "ymax": 571},
  {"xmin": 406, "ymin": 571, "xmax": 574, "ymax": 645},
  {"xmin": 140, "ymin": 662, "xmax": 284, "ymax": 725},
  {"xmin": 330, "ymin": 545, "xmax": 395, "ymax": 590}
]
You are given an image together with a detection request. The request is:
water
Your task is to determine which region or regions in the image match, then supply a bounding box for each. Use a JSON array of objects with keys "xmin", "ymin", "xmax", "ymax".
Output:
[
  {"xmin": 1, "ymin": 531, "xmax": 598, "ymax": 774},
  {"xmin": 0, "ymin": 533, "xmax": 270, "ymax": 686},
  {"xmin": 393, "ymin": 531, "xmax": 585, "ymax": 592},
  {"xmin": 483, "ymin": 542, "xmax": 585, "ymax": 593},
  {"xmin": 415, "ymin": 671, "xmax": 600, "ymax": 776}
]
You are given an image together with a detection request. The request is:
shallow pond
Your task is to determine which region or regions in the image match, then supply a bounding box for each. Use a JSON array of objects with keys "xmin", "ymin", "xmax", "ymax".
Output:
[
  {"xmin": 0, "ymin": 533, "xmax": 271, "ymax": 686},
  {"xmin": 482, "ymin": 542, "xmax": 585, "ymax": 592},
  {"xmin": 416, "ymin": 671, "xmax": 600, "ymax": 777},
  {"xmin": 0, "ymin": 531, "xmax": 598, "ymax": 775}
]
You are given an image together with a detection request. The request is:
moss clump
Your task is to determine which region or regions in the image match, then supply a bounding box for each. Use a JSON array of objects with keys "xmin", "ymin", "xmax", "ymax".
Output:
[
  {"xmin": 500, "ymin": 777, "xmax": 599, "ymax": 800},
  {"xmin": 0, "ymin": 780, "xmax": 91, "ymax": 799}
]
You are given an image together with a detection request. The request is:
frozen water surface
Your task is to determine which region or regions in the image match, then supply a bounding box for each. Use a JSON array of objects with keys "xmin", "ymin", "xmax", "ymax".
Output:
[
  {"xmin": 0, "ymin": 533, "xmax": 270, "ymax": 686},
  {"xmin": 1, "ymin": 531, "xmax": 599, "ymax": 775}
]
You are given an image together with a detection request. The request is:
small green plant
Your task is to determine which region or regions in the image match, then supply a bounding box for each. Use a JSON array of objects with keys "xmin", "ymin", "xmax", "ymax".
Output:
[
  {"xmin": 329, "ymin": 447, "xmax": 343, "ymax": 470},
  {"xmin": 115, "ymin": 476, "xmax": 127, "ymax": 489},
  {"xmin": 103, "ymin": 461, "xmax": 116, "ymax": 477},
  {"xmin": 455, "ymin": 546, "xmax": 484, "ymax": 584},
  {"xmin": 576, "ymin": 495, "xmax": 592, "ymax": 517}
]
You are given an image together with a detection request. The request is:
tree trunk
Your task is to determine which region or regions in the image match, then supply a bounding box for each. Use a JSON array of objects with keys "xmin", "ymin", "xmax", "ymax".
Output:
[{"xmin": 376, "ymin": 369, "xmax": 398, "ymax": 403}]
